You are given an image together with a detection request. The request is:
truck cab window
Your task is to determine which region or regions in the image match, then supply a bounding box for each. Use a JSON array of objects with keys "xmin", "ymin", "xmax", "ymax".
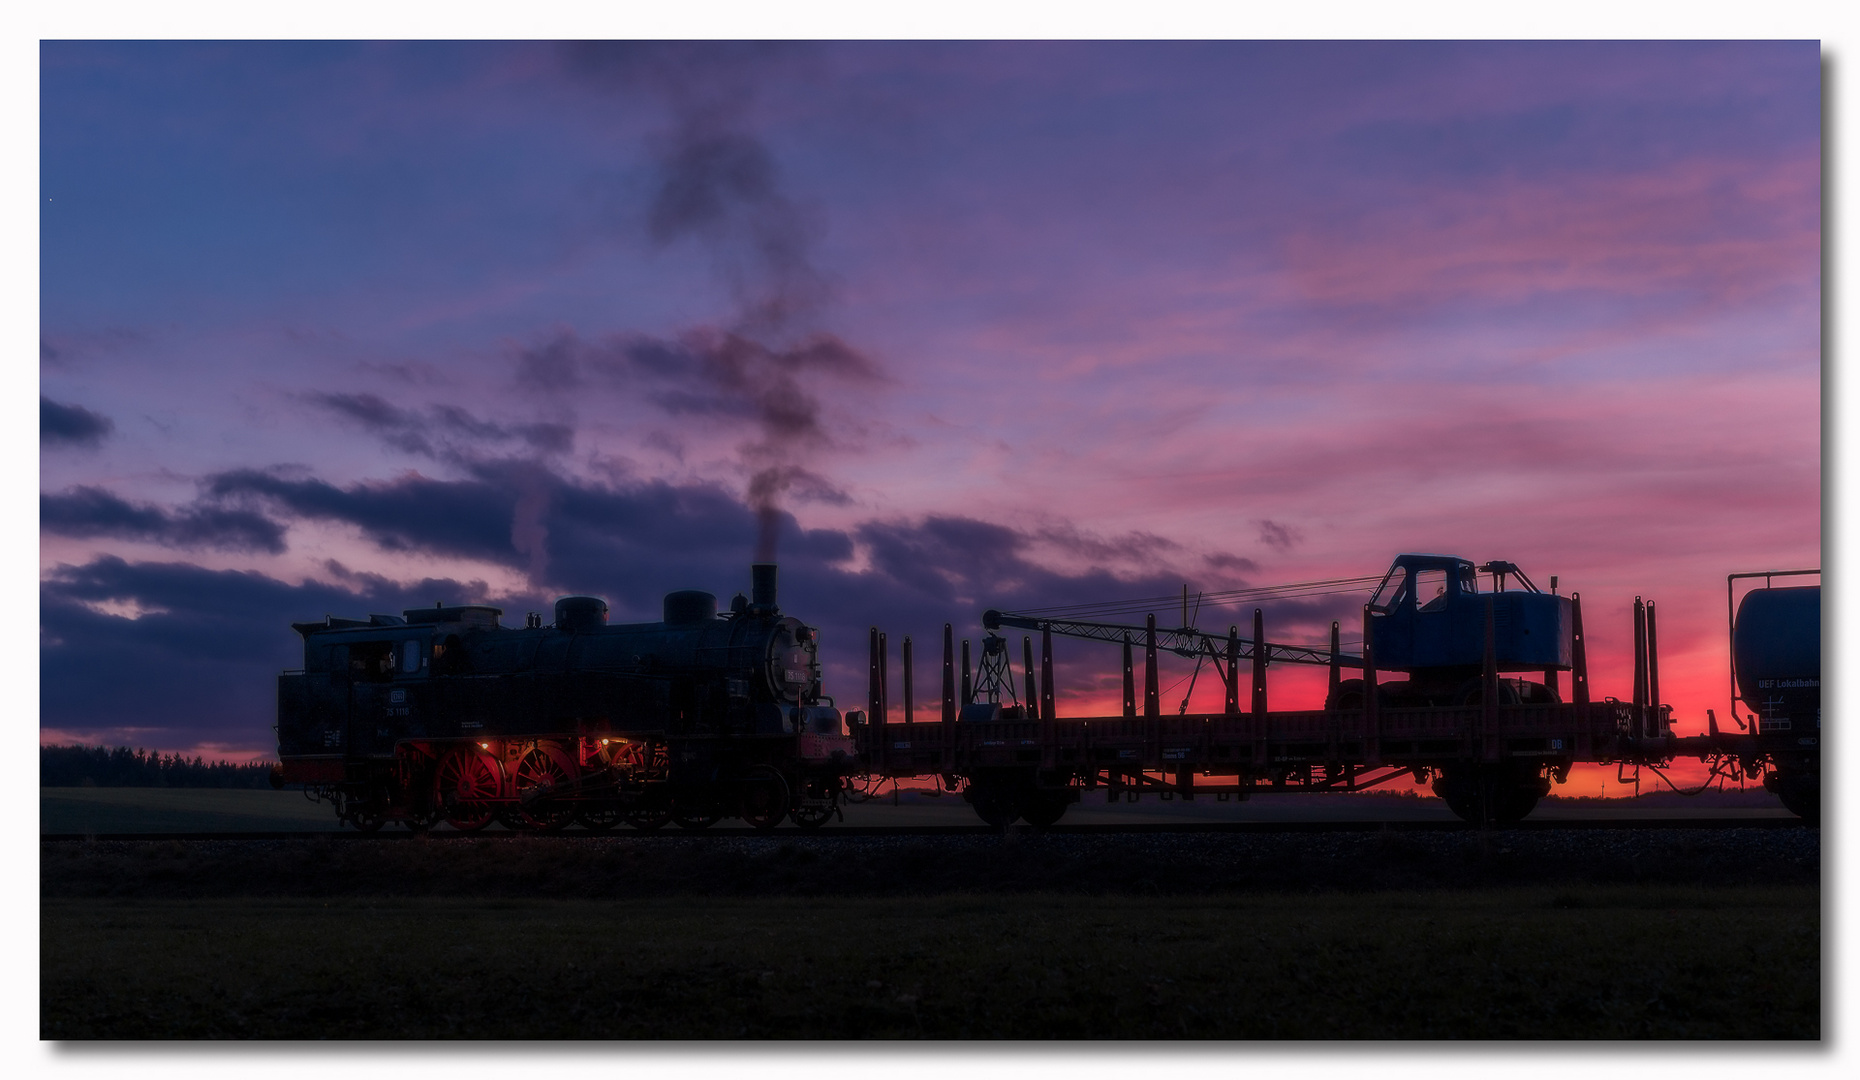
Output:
[
  {"xmin": 1414, "ymin": 569, "xmax": 1449, "ymax": 612},
  {"xmin": 1370, "ymin": 567, "xmax": 1409, "ymax": 614}
]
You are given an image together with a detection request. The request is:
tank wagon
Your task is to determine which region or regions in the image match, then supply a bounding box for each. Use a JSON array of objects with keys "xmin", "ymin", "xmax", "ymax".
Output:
[
  {"xmin": 1718, "ymin": 570, "xmax": 1820, "ymax": 821},
  {"xmin": 274, "ymin": 564, "xmax": 856, "ymax": 832}
]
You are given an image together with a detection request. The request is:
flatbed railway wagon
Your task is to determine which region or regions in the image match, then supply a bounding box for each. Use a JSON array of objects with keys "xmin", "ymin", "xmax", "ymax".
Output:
[{"xmin": 850, "ymin": 555, "xmax": 1819, "ymax": 826}]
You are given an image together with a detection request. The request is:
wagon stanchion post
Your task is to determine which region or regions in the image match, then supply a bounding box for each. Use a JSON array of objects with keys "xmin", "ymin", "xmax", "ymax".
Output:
[
  {"xmin": 1328, "ymin": 620, "xmax": 1343, "ymax": 764},
  {"xmin": 1144, "ymin": 615, "xmax": 1160, "ymax": 720},
  {"xmin": 942, "ymin": 623, "xmax": 956, "ymax": 725},
  {"xmin": 1482, "ymin": 595, "xmax": 1499, "ymax": 763},
  {"xmin": 1545, "ymin": 576, "xmax": 1561, "ymax": 704},
  {"xmin": 1040, "ymin": 626, "xmax": 1056, "ymax": 725},
  {"xmin": 1571, "ymin": 593, "xmax": 1590, "ymax": 706},
  {"xmin": 1362, "ymin": 605, "xmax": 1379, "ymax": 766},
  {"xmin": 1040, "ymin": 626, "xmax": 1057, "ymax": 755},
  {"xmin": 868, "ymin": 626, "xmax": 881, "ymax": 722},
  {"xmin": 877, "ymin": 631, "xmax": 889, "ymax": 773},
  {"xmin": 1632, "ymin": 596, "xmax": 1648, "ymax": 738},
  {"xmin": 943, "ymin": 624, "xmax": 957, "ymax": 769},
  {"xmin": 1225, "ymin": 626, "xmax": 1240, "ymax": 716},
  {"xmin": 867, "ymin": 626, "xmax": 881, "ymax": 772},
  {"xmin": 1645, "ymin": 600, "xmax": 1661, "ymax": 738},
  {"xmin": 1250, "ymin": 608, "xmax": 1268, "ymax": 717},
  {"xmin": 1251, "ymin": 608, "xmax": 1269, "ymax": 770},
  {"xmin": 1569, "ymin": 593, "xmax": 1591, "ymax": 758},
  {"xmin": 903, "ymin": 636, "xmax": 915, "ymax": 726},
  {"xmin": 1022, "ymin": 636, "xmax": 1038, "ymax": 721},
  {"xmin": 1328, "ymin": 620, "xmax": 1342, "ymax": 706},
  {"xmin": 1123, "ymin": 633, "xmax": 1137, "ymax": 719}
]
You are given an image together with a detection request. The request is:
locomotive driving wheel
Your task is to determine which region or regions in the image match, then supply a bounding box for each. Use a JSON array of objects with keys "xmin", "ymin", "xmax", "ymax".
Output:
[
  {"xmin": 434, "ymin": 746, "xmax": 503, "ymax": 832},
  {"xmin": 673, "ymin": 804, "xmax": 724, "ymax": 830},
  {"xmin": 577, "ymin": 805, "xmax": 623, "ymax": 833},
  {"xmin": 512, "ymin": 742, "xmax": 579, "ymax": 832},
  {"xmin": 739, "ymin": 768, "xmax": 790, "ymax": 831},
  {"xmin": 625, "ymin": 808, "xmax": 673, "ymax": 831}
]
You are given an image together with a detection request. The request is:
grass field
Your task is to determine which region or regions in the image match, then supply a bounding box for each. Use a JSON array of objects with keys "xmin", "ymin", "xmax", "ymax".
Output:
[
  {"xmin": 41, "ymin": 886, "xmax": 1817, "ymax": 1039},
  {"xmin": 40, "ymin": 787, "xmax": 337, "ymax": 834},
  {"xmin": 39, "ymin": 785, "xmax": 1796, "ymax": 836}
]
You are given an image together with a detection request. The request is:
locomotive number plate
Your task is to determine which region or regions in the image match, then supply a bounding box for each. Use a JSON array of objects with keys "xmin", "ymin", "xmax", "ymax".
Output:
[{"xmin": 785, "ymin": 668, "xmax": 809, "ymax": 683}]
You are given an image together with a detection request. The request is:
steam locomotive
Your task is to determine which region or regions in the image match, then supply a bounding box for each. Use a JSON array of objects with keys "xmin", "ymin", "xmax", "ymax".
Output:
[{"xmin": 274, "ymin": 564, "xmax": 857, "ymax": 832}]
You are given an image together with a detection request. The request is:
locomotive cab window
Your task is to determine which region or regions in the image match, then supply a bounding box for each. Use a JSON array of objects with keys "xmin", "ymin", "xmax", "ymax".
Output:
[
  {"xmin": 348, "ymin": 641, "xmax": 396, "ymax": 683},
  {"xmin": 398, "ymin": 638, "xmax": 423, "ymax": 675}
]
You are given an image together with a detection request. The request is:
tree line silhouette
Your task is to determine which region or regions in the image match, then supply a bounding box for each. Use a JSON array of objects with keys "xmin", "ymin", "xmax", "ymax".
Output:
[{"xmin": 41, "ymin": 744, "xmax": 277, "ymax": 788}]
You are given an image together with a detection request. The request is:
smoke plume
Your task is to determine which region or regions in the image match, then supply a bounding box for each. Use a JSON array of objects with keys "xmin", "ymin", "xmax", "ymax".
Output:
[{"xmin": 563, "ymin": 42, "xmax": 879, "ymax": 563}]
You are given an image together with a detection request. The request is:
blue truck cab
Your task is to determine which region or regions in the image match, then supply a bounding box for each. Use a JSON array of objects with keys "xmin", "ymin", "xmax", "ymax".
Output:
[{"xmin": 1367, "ymin": 554, "xmax": 1572, "ymax": 673}]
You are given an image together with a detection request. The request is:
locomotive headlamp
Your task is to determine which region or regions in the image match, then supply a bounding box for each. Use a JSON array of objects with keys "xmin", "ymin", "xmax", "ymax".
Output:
[{"xmin": 479, "ymin": 742, "xmax": 489, "ymax": 750}]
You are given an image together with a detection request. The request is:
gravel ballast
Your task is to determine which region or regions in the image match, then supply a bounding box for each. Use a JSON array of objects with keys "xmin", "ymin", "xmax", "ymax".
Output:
[{"xmin": 41, "ymin": 826, "xmax": 1820, "ymax": 899}]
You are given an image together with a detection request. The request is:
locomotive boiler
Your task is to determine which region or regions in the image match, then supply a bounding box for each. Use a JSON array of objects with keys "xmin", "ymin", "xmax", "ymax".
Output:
[{"xmin": 275, "ymin": 564, "xmax": 857, "ymax": 832}]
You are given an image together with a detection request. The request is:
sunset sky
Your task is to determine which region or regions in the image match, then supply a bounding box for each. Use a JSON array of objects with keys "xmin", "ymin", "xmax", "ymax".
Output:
[{"xmin": 38, "ymin": 40, "xmax": 1821, "ymax": 791}]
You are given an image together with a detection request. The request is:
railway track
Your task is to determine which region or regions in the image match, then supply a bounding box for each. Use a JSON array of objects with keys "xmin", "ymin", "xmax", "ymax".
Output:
[{"xmin": 40, "ymin": 816, "xmax": 1812, "ymax": 843}]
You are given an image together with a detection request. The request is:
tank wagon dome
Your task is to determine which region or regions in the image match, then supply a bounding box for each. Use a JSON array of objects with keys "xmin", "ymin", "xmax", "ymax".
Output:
[{"xmin": 554, "ymin": 596, "xmax": 609, "ymax": 633}]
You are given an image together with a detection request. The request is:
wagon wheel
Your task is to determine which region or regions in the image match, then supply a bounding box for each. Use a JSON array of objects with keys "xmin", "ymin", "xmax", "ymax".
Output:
[
  {"xmin": 968, "ymin": 783, "xmax": 1021, "ymax": 829},
  {"xmin": 1433, "ymin": 764, "xmax": 1544, "ymax": 826},
  {"xmin": 790, "ymin": 804, "xmax": 834, "ymax": 830},
  {"xmin": 433, "ymin": 746, "xmax": 502, "ymax": 832},
  {"xmin": 348, "ymin": 809, "xmax": 386, "ymax": 833},
  {"xmin": 513, "ymin": 742, "xmax": 579, "ymax": 832},
  {"xmin": 577, "ymin": 805, "xmax": 623, "ymax": 833},
  {"xmin": 740, "ymin": 769, "xmax": 790, "ymax": 831},
  {"xmin": 625, "ymin": 808, "xmax": 673, "ymax": 832},
  {"xmin": 1768, "ymin": 772, "xmax": 1819, "ymax": 824},
  {"xmin": 1016, "ymin": 790, "xmax": 1070, "ymax": 828}
]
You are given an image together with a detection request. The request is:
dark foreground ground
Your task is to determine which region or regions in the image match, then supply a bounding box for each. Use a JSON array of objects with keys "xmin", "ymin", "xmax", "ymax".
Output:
[{"xmin": 42, "ymin": 828, "xmax": 1819, "ymax": 1039}]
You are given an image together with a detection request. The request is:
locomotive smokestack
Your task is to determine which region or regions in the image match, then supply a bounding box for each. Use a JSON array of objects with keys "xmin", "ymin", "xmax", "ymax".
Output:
[{"xmin": 751, "ymin": 563, "xmax": 778, "ymax": 615}]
